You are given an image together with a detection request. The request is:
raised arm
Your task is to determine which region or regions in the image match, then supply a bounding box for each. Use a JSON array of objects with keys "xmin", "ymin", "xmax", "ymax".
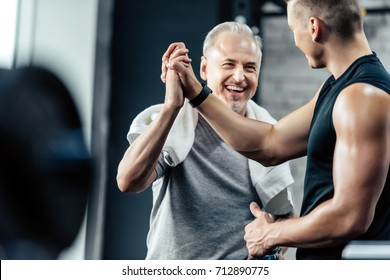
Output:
[{"xmin": 116, "ymin": 69, "xmax": 185, "ymax": 193}]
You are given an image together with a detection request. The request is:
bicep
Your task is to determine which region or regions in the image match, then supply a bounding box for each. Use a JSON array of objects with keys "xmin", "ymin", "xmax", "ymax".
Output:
[
  {"xmin": 265, "ymin": 90, "xmax": 319, "ymax": 163},
  {"xmin": 270, "ymin": 99, "xmax": 315, "ymax": 161},
  {"xmin": 332, "ymin": 87, "xmax": 390, "ymax": 227},
  {"xmin": 333, "ymin": 129, "xmax": 387, "ymax": 222}
]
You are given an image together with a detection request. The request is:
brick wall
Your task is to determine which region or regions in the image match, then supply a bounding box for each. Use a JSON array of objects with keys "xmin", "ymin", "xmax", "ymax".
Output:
[{"xmin": 258, "ymin": 0, "xmax": 390, "ymax": 259}]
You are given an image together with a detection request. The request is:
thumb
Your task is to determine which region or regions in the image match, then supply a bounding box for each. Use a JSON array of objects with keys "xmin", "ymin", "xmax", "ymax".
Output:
[
  {"xmin": 168, "ymin": 60, "xmax": 189, "ymax": 74},
  {"xmin": 249, "ymin": 202, "xmax": 263, "ymax": 218}
]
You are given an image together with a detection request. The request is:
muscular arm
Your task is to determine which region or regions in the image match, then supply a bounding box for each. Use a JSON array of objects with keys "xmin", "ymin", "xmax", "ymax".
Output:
[
  {"xmin": 164, "ymin": 42, "xmax": 317, "ymax": 165},
  {"xmin": 245, "ymin": 84, "xmax": 390, "ymax": 255},
  {"xmin": 116, "ymin": 70, "xmax": 184, "ymax": 193},
  {"xmin": 196, "ymin": 92, "xmax": 315, "ymax": 165}
]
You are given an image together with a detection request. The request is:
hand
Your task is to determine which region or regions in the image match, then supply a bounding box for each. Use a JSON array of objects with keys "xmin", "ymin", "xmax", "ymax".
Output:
[
  {"xmin": 165, "ymin": 69, "xmax": 184, "ymax": 109},
  {"xmin": 161, "ymin": 42, "xmax": 191, "ymax": 83},
  {"xmin": 161, "ymin": 42, "xmax": 202, "ymax": 100},
  {"xmin": 244, "ymin": 202, "xmax": 276, "ymax": 260}
]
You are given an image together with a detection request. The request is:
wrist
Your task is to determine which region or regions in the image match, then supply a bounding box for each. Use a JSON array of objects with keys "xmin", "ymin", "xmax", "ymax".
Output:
[
  {"xmin": 162, "ymin": 103, "xmax": 182, "ymax": 116},
  {"xmin": 187, "ymin": 82, "xmax": 203, "ymax": 99},
  {"xmin": 265, "ymin": 224, "xmax": 280, "ymax": 250},
  {"xmin": 188, "ymin": 83, "xmax": 212, "ymax": 108},
  {"xmin": 164, "ymin": 97, "xmax": 184, "ymax": 111}
]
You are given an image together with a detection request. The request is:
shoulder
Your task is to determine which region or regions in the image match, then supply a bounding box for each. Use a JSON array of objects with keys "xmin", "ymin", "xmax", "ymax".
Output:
[
  {"xmin": 335, "ymin": 83, "xmax": 389, "ymax": 115},
  {"xmin": 334, "ymin": 83, "xmax": 390, "ymax": 137}
]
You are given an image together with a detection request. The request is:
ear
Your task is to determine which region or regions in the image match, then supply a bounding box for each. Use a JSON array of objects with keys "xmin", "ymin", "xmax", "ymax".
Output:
[
  {"xmin": 200, "ymin": 56, "xmax": 207, "ymax": 81},
  {"xmin": 309, "ymin": 17, "xmax": 321, "ymax": 43}
]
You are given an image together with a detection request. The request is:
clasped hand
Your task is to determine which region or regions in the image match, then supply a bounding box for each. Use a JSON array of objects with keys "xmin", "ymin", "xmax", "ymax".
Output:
[{"xmin": 161, "ymin": 42, "xmax": 203, "ymax": 101}]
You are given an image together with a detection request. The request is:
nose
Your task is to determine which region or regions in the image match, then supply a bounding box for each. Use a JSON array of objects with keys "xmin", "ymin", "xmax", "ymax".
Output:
[{"xmin": 233, "ymin": 66, "xmax": 245, "ymax": 83}]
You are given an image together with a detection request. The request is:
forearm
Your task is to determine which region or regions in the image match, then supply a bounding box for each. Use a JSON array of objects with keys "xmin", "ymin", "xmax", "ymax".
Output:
[
  {"xmin": 194, "ymin": 93, "xmax": 277, "ymax": 165},
  {"xmin": 269, "ymin": 200, "xmax": 363, "ymax": 249},
  {"xmin": 116, "ymin": 106, "xmax": 180, "ymax": 193}
]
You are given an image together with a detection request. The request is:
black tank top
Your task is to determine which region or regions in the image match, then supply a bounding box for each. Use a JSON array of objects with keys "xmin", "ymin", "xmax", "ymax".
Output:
[{"xmin": 297, "ymin": 53, "xmax": 390, "ymax": 259}]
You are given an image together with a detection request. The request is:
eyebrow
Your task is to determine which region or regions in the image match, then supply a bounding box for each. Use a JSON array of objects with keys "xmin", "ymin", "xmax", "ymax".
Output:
[
  {"xmin": 222, "ymin": 59, "xmax": 258, "ymax": 66},
  {"xmin": 246, "ymin": 62, "xmax": 257, "ymax": 66}
]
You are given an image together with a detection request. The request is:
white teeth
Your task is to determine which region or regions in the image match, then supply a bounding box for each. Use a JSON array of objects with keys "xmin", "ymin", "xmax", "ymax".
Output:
[{"xmin": 226, "ymin": 85, "xmax": 244, "ymax": 92}]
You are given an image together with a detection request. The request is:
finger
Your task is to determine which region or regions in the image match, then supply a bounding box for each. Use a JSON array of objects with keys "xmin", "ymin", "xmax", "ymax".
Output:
[
  {"xmin": 168, "ymin": 48, "xmax": 191, "ymax": 61},
  {"xmin": 161, "ymin": 43, "xmax": 189, "ymax": 83},
  {"xmin": 166, "ymin": 50, "xmax": 192, "ymax": 71},
  {"xmin": 247, "ymin": 244, "xmax": 258, "ymax": 260},
  {"xmin": 161, "ymin": 61, "xmax": 167, "ymax": 83},
  {"xmin": 162, "ymin": 42, "xmax": 186, "ymax": 65},
  {"xmin": 161, "ymin": 44, "xmax": 180, "ymax": 83},
  {"xmin": 249, "ymin": 202, "xmax": 263, "ymax": 218},
  {"xmin": 162, "ymin": 53, "xmax": 187, "ymax": 83},
  {"xmin": 167, "ymin": 61, "xmax": 192, "ymax": 72},
  {"xmin": 162, "ymin": 43, "xmax": 179, "ymax": 65},
  {"xmin": 166, "ymin": 59, "xmax": 193, "ymax": 78}
]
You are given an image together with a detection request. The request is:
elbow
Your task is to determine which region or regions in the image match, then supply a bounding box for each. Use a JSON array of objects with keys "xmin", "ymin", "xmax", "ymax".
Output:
[
  {"xmin": 337, "ymin": 215, "xmax": 372, "ymax": 241},
  {"xmin": 347, "ymin": 219, "xmax": 371, "ymax": 238},
  {"xmin": 116, "ymin": 173, "xmax": 144, "ymax": 194},
  {"xmin": 116, "ymin": 173, "xmax": 131, "ymax": 193},
  {"xmin": 349, "ymin": 209, "xmax": 375, "ymax": 238},
  {"xmin": 116, "ymin": 160, "xmax": 149, "ymax": 193}
]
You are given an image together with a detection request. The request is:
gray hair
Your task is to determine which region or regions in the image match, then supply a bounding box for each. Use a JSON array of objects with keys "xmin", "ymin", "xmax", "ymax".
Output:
[{"xmin": 203, "ymin": 21, "xmax": 262, "ymax": 58}]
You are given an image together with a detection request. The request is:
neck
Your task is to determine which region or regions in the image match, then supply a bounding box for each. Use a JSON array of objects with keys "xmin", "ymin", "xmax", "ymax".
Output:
[{"xmin": 325, "ymin": 32, "xmax": 372, "ymax": 79}]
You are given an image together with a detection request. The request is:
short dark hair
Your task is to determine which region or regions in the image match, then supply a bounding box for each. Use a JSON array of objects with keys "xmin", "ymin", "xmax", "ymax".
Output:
[{"xmin": 284, "ymin": 0, "xmax": 363, "ymax": 40}]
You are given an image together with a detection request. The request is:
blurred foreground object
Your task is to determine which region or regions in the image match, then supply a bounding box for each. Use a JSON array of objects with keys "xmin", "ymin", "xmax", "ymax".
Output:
[
  {"xmin": 0, "ymin": 66, "xmax": 91, "ymax": 259},
  {"xmin": 342, "ymin": 241, "xmax": 390, "ymax": 260}
]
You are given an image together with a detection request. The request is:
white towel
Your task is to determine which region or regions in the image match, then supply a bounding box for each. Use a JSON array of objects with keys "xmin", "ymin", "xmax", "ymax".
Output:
[
  {"xmin": 127, "ymin": 101, "xmax": 197, "ymax": 166},
  {"xmin": 127, "ymin": 99, "xmax": 294, "ymax": 215},
  {"xmin": 246, "ymin": 100, "xmax": 294, "ymax": 215}
]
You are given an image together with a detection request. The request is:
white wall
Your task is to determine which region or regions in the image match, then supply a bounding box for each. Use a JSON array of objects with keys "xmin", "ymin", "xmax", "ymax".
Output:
[
  {"xmin": 0, "ymin": 0, "xmax": 18, "ymax": 69},
  {"xmin": 15, "ymin": 0, "xmax": 100, "ymax": 259},
  {"xmin": 16, "ymin": 0, "xmax": 99, "ymax": 146}
]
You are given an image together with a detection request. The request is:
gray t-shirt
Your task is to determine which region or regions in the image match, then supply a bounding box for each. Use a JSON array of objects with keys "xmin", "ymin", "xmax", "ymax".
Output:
[{"xmin": 146, "ymin": 116, "xmax": 285, "ymax": 259}]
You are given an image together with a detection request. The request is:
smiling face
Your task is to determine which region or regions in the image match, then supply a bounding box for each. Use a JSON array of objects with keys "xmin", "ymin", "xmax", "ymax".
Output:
[{"xmin": 200, "ymin": 32, "xmax": 261, "ymax": 116}]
